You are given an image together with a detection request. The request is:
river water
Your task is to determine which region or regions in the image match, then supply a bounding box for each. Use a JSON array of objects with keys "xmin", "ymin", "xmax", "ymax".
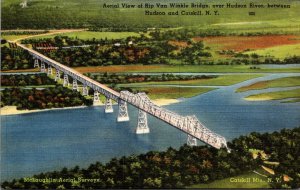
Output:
[{"xmin": 1, "ymin": 73, "xmax": 300, "ymax": 182}]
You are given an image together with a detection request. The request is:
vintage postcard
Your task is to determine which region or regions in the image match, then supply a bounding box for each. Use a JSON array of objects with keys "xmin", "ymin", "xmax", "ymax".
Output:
[{"xmin": 1, "ymin": 0, "xmax": 299, "ymax": 189}]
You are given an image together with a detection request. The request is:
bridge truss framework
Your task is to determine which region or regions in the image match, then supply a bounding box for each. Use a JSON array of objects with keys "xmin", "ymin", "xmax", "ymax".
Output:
[{"xmin": 17, "ymin": 43, "xmax": 228, "ymax": 150}]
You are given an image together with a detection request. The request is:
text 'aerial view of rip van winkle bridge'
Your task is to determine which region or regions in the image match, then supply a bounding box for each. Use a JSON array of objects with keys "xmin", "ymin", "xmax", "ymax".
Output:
[{"xmin": 14, "ymin": 42, "xmax": 228, "ymax": 150}]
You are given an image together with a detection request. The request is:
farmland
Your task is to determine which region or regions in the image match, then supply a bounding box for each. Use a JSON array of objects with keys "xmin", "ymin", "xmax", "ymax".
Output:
[{"xmin": 194, "ymin": 35, "xmax": 300, "ymax": 52}]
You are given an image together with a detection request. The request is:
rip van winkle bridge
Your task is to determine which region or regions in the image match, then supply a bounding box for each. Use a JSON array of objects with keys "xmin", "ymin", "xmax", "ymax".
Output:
[{"xmin": 17, "ymin": 43, "xmax": 228, "ymax": 149}]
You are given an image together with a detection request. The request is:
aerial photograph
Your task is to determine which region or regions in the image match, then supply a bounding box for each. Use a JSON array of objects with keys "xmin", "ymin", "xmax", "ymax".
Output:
[{"xmin": 1, "ymin": 0, "xmax": 300, "ymax": 189}]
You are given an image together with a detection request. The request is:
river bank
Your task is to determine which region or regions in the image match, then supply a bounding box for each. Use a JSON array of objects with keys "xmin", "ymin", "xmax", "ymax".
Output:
[
  {"xmin": 0, "ymin": 99, "xmax": 180, "ymax": 116},
  {"xmin": 0, "ymin": 105, "xmax": 89, "ymax": 116}
]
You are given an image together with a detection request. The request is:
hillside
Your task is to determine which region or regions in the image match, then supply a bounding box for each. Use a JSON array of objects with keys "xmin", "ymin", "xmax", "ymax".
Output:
[{"xmin": 1, "ymin": 0, "xmax": 300, "ymax": 29}]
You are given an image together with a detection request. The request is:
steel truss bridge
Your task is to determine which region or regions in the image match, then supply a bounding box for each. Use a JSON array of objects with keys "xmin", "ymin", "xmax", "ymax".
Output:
[{"xmin": 17, "ymin": 43, "xmax": 228, "ymax": 149}]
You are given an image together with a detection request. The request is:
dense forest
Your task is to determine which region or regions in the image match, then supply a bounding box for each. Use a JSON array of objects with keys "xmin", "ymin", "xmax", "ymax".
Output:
[
  {"xmin": 1, "ymin": 73, "xmax": 93, "ymax": 109},
  {"xmin": 85, "ymin": 73, "xmax": 216, "ymax": 84},
  {"xmin": 0, "ymin": 86, "xmax": 93, "ymax": 110},
  {"xmin": 1, "ymin": 46, "xmax": 35, "ymax": 70},
  {"xmin": 1, "ymin": 74, "xmax": 56, "ymax": 86},
  {"xmin": 1, "ymin": 127, "xmax": 299, "ymax": 189},
  {"xmin": 27, "ymin": 36, "xmax": 211, "ymax": 66}
]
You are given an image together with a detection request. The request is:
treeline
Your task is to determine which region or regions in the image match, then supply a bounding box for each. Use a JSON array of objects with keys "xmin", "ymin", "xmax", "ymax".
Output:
[
  {"xmin": 0, "ymin": 143, "xmax": 258, "ymax": 189},
  {"xmin": 2, "ymin": 30, "xmax": 48, "ymax": 36},
  {"xmin": 86, "ymin": 73, "xmax": 216, "ymax": 84},
  {"xmin": 1, "ymin": 46, "xmax": 35, "ymax": 70},
  {"xmin": 1, "ymin": 74, "xmax": 56, "ymax": 86},
  {"xmin": 149, "ymin": 28, "xmax": 299, "ymax": 41},
  {"xmin": 21, "ymin": 36, "xmax": 140, "ymax": 47},
  {"xmin": 2, "ymin": 127, "xmax": 300, "ymax": 189},
  {"xmin": 196, "ymin": 56, "xmax": 300, "ymax": 66},
  {"xmin": 0, "ymin": 86, "xmax": 93, "ymax": 110}
]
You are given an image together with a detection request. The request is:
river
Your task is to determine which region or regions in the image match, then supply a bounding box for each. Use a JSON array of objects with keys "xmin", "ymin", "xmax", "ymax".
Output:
[{"xmin": 1, "ymin": 73, "xmax": 300, "ymax": 182}]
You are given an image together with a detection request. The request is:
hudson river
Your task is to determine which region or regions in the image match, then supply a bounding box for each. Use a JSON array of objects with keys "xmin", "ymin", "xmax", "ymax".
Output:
[{"xmin": 1, "ymin": 73, "xmax": 300, "ymax": 182}]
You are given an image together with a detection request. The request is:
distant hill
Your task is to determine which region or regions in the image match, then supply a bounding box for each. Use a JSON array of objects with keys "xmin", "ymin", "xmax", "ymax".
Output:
[{"xmin": 1, "ymin": 0, "xmax": 300, "ymax": 29}]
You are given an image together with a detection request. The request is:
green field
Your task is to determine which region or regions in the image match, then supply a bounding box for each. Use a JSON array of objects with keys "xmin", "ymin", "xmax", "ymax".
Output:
[
  {"xmin": 237, "ymin": 76, "xmax": 300, "ymax": 92},
  {"xmin": 119, "ymin": 74, "xmax": 263, "ymax": 87},
  {"xmin": 187, "ymin": 171, "xmax": 270, "ymax": 189},
  {"xmin": 75, "ymin": 65, "xmax": 300, "ymax": 74},
  {"xmin": 2, "ymin": 0, "xmax": 300, "ymax": 30},
  {"xmin": 1, "ymin": 34, "xmax": 33, "ymax": 41},
  {"xmin": 245, "ymin": 44, "xmax": 300, "ymax": 59},
  {"xmin": 245, "ymin": 88, "xmax": 300, "ymax": 102},
  {"xmin": 127, "ymin": 86, "xmax": 216, "ymax": 99}
]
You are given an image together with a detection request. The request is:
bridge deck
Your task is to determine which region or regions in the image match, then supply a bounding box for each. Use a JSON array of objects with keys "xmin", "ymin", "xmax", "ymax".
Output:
[{"xmin": 17, "ymin": 43, "xmax": 120, "ymax": 98}]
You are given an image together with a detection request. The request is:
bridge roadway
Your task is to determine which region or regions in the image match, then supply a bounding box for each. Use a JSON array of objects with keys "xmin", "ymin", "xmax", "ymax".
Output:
[
  {"xmin": 18, "ymin": 43, "xmax": 120, "ymax": 100},
  {"xmin": 16, "ymin": 43, "xmax": 228, "ymax": 150}
]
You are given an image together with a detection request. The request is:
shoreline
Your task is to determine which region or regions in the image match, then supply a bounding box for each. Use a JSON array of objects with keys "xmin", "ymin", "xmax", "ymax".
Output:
[
  {"xmin": 0, "ymin": 105, "xmax": 89, "ymax": 116},
  {"xmin": 244, "ymin": 96, "xmax": 272, "ymax": 101},
  {"xmin": 0, "ymin": 99, "xmax": 180, "ymax": 116},
  {"xmin": 152, "ymin": 98, "xmax": 181, "ymax": 106}
]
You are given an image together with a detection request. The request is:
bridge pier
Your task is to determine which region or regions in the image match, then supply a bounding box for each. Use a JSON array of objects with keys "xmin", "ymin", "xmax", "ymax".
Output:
[
  {"xmin": 117, "ymin": 100, "xmax": 129, "ymax": 122},
  {"xmin": 40, "ymin": 62, "xmax": 46, "ymax": 73},
  {"xmin": 105, "ymin": 97, "xmax": 113, "ymax": 113},
  {"xmin": 55, "ymin": 70, "xmax": 61, "ymax": 82},
  {"xmin": 93, "ymin": 91, "xmax": 100, "ymax": 104},
  {"xmin": 34, "ymin": 59, "xmax": 39, "ymax": 68},
  {"xmin": 72, "ymin": 79, "xmax": 79, "ymax": 91},
  {"xmin": 63, "ymin": 74, "xmax": 69, "ymax": 87},
  {"xmin": 82, "ymin": 85, "xmax": 89, "ymax": 96},
  {"xmin": 47, "ymin": 65, "xmax": 53, "ymax": 76},
  {"xmin": 187, "ymin": 135, "xmax": 197, "ymax": 146},
  {"xmin": 136, "ymin": 109, "xmax": 149, "ymax": 134}
]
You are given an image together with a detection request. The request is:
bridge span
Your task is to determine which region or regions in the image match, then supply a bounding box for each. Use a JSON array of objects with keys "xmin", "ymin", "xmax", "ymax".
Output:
[{"xmin": 17, "ymin": 43, "xmax": 228, "ymax": 150}]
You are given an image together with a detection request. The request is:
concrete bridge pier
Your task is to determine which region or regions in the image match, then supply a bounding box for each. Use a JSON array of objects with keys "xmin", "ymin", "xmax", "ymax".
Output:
[
  {"xmin": 187, "ymin": 135, "xmax": 197, "ymax": 146},
  {"xmin": 117, "ymin": 100, "xmax": 129, "ymax": 122},
  {"xmin": 34, "ymin": 59, "xmax": 40, "ymax": 68},
  {"xmin": 72, "ymin": 79, "xmax": 79, "ymax": 91},
  {"xmin": 105, "ymin": 97, "xmax": 113, "ymax": 113},
  {"xmin": 136, "ymin": 109, "xmax": 149, "ymax": 134},
  {"xmin": 47, "ymin": 65, "xmax": 53, "ymax": 76},
  {"xmin": 82, "ymin": 85, "xmax": 89, "ymax": 96},
  {"xmin": 93, "ymin": 91, "xmax": 100, "ymax": 105},
  {"xmin": 55, "ymin": 70, "xmax": 61, "ymax": 82},
  {"xmin": 40, "ymin": 62, "xmax": 46, "ymax": 73},
  {"xmin": 63, "ymin": 74, "xmax": 69, "ymax": 87}
]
